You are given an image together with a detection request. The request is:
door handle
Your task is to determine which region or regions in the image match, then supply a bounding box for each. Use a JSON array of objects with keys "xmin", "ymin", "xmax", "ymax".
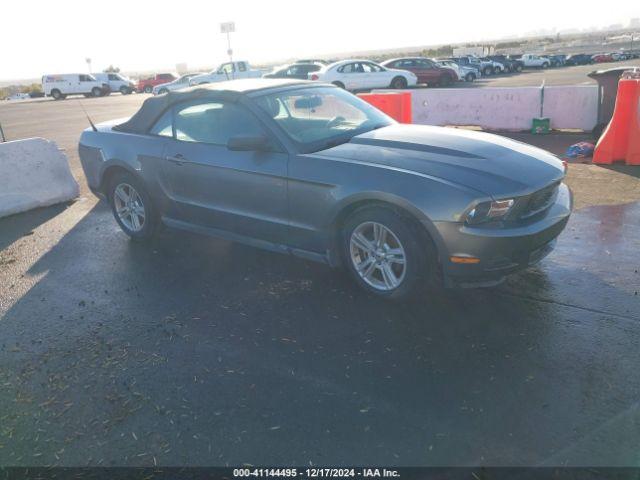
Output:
[{"xmin": 165, "ymin": 154, "xmax": 187, "ymax": 165}]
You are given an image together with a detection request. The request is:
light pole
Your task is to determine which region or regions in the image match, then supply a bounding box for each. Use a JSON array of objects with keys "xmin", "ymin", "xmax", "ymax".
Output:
[{"xmin": 85, "ymin": 58, "xmax": 92, "ymax": 74}]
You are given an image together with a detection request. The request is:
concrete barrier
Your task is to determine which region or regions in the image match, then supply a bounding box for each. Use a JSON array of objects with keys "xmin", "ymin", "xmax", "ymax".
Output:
[
  {"xmin": 0, "ymin": 138, "xmax": 79, "ymax": 218},
  {"xmin": 542, "ymin": 86, "xmax": 599, "ymax": 131},
  {"xmin": 373, "ymin": 85, "xmax": 599, "ymax": 131}
]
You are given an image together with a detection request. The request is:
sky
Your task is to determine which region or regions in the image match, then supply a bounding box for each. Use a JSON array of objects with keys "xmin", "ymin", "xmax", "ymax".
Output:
[{"xmin": 1, "ymin": 0, "xmax": 638, "ymax": 80}]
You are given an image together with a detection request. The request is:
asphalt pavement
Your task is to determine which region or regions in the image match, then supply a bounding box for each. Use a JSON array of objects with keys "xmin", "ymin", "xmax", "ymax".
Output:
[{"xmin": 0, "ymin": 89, "xmax": 639, "ymax": 467}]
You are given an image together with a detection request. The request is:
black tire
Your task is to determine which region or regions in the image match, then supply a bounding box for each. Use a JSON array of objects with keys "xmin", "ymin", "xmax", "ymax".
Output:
[
  {"xmin": 120, "ymin": 86, "xmax": 131, "ymax": 95},
  {"xmin": 391, "ymin": 76, "xmax": 408, "ymax": 89},
  {"xmin": 483, "ymin": 66, "xmax": 493, "ymax": 76},
  {"xmin": 341, "ymin": 206, "xmax": 432, "ymax": 300},
  {"xmin": 515, "ymin": 64, "xmax": 523, "ymax": 72},
  {"xmin": 143, "ymin": 85, "xmax": 153, "ymax": 93},
  {"xmin": 332, "ymin": 81, "xmax": 345, "ymax": 89},
  {"xmin": 465, "ymin": 72, "xmax": 476, "ymax": 82},
  {"xmin": 91, "ymin": 87, "xmax": 103, "ymax": 97},
  {"xmin": 158, "ymin": 88, "xmax": 169, "ymax": 95},
  {"xmin": 542, "ymin": 62, "xmax": 549, "ymax": 69},
  {"xmin": 107, "ymin": 171, "xmax": 158, "ymax": 241},
  {"xmin": 51, "ymin": 89, "xmax": 63, "ymax": 100}
]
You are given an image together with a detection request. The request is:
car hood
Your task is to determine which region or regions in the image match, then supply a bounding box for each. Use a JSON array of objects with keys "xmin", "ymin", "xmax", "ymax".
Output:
[{"xmin": 318, "ymin": 124, "xmax": 565, "ymax": 198}]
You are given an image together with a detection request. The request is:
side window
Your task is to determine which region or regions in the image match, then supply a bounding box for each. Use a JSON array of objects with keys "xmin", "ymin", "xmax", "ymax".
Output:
[
  {"xmin": 150, "ymin": 109, "xmax": 173, "ymax": 137},
  {"xmin": 173, "ymin": 101, "xmax": 264, "ymax": 145},
  {"xmin": 238, "ymin": 62, "xmax": 247, "ymax": 72},
  {"xmin": 340, "ymin": 63, "xmax": 357, "ymax": 74},
  {"xmin": 218, "ymin": 63, "xmax": 235, "ymax": 75},
  {"xmin": 108, "ymin": 74, "xmax": 118, "ymax": 81}
]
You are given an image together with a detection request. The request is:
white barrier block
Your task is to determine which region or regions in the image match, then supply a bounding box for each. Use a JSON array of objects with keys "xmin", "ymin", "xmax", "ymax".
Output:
[
  {"xmin": 0, "ymin": 137, "xmax": 79, "ymax": 218},
  {"xmin": 373, "ymin": 86, "xmax": 599, "ymax": 131},
  {"xmin": 543, "ymin": 86, "xmax": 599, "ymax": 131}
]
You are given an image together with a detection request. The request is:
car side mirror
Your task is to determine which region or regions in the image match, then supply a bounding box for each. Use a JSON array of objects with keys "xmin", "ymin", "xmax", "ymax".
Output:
[{"xmin": 227, "ymin": 134, "xmax": 269, "ymax": 151}]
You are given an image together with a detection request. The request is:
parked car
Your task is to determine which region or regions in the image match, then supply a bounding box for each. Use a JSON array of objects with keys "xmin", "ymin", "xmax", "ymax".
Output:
[
  {"xmin": 94, "ymin": 73, "xmax": 136, "ymax": 95},
  {"xmin": 480, "ymin": 57, "xmax": 506, "ymax": 74},
  {"xmin": 436, "ymin": 59, "xmax": 480, "ymax": 82},
  {"xmin": 189, "ymin": 61, "xmax": 262, "ymax": 85},
  {"xmin": 42, "ymin": 73, "xmax": 108, "ymax": 100},
  {"xmin": 592, "ymin": 53, "xmax": 614, "ymax": 63},
  {"xmin": 487, "ymin": 55, "xmax": 523, "ymax": 73},
  {"xmin": 296, "ymin": 59, "xmax": 329, "ymax": 65},
  {"xmin": 381, "ymin": 57, "xmax": 458, "ymax": 87},
  {"xmin": 565, "ymin": 54, "xmax": 594, "ymax": 66},
  {"xmin": 520, "ymin": 54, "xmax": 551, "ymax": 68},
  {"xmin": 152, "ymin": 74, "xmax": 203, "ymax": 95},
  {"xmin": 137, "ymin": 73, "xmax": 177, "ymax": 93},
  {"xmin": 263, "ymin": 63, "xmax": 324, "ymax": 80},
  {"xmin": 448, "ymin": 56, "xmax": 494, "ymax": 76},
  {"xmin": 546, "ymin": 55, "xmax": 567, "ymax": 67},
  {"xmin": 5, "ymin": 93, "xmax": 30, "ymax": 101},
  {"xmin": 78, "ymin": 79, "xmax": 572, "ymax": 300},
  {"xmin": 309, "ymin": 59, "xmax": 417, "ymax": 90}
]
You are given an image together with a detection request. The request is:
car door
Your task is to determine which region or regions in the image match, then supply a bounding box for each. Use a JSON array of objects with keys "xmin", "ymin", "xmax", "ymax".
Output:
[
  {"xmin": 362, "ymin": 62, "xmax": 386, "ymax": 88},
  {"xmin": 160, "ymin": 99, "xmax": 289, "ymax": 245},
  {"xmin": 414, "ymin": 59, "xmax": 437, "ymax": 84},
  {"xmin": 338, "ymin": 62, "xmax": 368, "ymax": 90}
]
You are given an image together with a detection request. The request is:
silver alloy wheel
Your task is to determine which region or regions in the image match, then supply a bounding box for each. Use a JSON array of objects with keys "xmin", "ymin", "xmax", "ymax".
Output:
[
  {"xmin": 349, "ymin": 221, "xmax": 406, "ymax": 291},
  {"xmin": 113, "ymin": 183, "xmax": 146, "ymax": 232}
]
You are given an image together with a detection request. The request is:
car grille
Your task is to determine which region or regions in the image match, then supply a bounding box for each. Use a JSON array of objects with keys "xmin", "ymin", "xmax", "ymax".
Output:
[{"xmin": 517, "ymin": 182, "xmax": 560, "ymax": 220}]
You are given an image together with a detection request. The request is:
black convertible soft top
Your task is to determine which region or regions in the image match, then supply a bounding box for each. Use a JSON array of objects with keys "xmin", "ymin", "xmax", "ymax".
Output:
[
  {"xmin": 113, "ymin": 79, "xmax": 311, "ymax": 134},
  {"xmin": 113, "ymin": 88, "xmax": 241, "ymax": 134}
]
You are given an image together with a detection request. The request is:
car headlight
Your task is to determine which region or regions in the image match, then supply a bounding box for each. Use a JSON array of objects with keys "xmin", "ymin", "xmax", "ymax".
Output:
[{"xmin": 465, "ymin": 199, "xmax": 515, "ymax": 225}]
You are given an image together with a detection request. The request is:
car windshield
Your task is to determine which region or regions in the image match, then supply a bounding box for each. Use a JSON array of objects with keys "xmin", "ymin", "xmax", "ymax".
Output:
[{"xmin": 253, "ymin": 86, "xmax": 394, "ymax": 153}]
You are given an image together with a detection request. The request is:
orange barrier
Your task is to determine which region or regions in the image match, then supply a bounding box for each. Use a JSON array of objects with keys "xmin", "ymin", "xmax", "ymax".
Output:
[
  {"xmin": 357, "ymin": 92, "xmax": 412, "ymax": 124},
  {"xmin": 593, "ymin": 77, "xmax": 640, "ymax": 165}
]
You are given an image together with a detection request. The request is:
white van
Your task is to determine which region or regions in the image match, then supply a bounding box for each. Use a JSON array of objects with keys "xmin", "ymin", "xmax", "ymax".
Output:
[
  {"xmin": 93, "ymin": 73, "xmax": 135, "ymax": 95},
  {"xmin": 42, "ymin": 74, "xmax": 108, "ymax": 100}
]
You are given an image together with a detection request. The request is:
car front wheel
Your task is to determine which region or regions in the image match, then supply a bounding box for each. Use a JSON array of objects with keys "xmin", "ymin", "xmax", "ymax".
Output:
[
  {"xmin": 342, "ymin": 207, "xmax": 431, "ymax": 300},
  {"xmin": 143, "ymin": 85, "xmax": 153, "ymax": 93},
  {"xmin": 391, "ymin": 76, "xmax": 408, "ymax": 89},
  {"xmin": 108, "ymin": 172, "xmax": 158, "ymax": 240}
]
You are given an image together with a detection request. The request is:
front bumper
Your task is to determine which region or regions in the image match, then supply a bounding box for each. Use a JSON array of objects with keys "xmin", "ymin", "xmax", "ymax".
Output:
[{"xmin": 435, "ymin": 183, "xmax": 573, "ymax": 288}]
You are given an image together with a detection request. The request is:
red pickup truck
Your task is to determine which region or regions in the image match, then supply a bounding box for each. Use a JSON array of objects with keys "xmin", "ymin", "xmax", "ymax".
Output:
[{"xmin": 137, "ymin": 73, "xmax": 177, "ymax": 93}]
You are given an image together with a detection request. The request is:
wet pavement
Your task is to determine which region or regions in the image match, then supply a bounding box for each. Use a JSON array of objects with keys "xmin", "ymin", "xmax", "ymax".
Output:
[
  {"xmin": 0, "ymin": 196, "xmax": 638, "ymax": 467},
  {"xmin": 0, "ymin": 95, "xmax": 639, "ymax": 467}
]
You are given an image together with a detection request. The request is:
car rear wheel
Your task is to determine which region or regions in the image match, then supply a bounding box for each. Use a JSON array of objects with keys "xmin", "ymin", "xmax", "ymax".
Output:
[
  {"xmin": 143, "ymin": 85, "xmax": 153, "ymax": 93},
  {"xmin": 119, "ymin": 86, "xmax": 131, "ymax": 95},
  {"xmin": 483, "ymin": 66, "xmax": 493, "ymax": 76},
  {"xmin": 465, "ymin": 72, "xmax": 476, "ymax": 82},
  {"xmin": 391, "ymin": 76, "xmax": 408, "ymax": 89},
  {"xmin": 51, "ymin": 89, "xmax": 64, "ymax": 100},
  {"xmin": 341, "ymin": 206, "xmax": 431, "ymax": 300},
  {"xmin": 91, "ymin": 87, "xmax": 103, "ymax": 97},
  {"xmin": 108, "ymin": 172, "xmax": 158, "ymax": 241},
  {"xmin": 542, "ymin": 63, "xmax": 549, "ymax": 69}
]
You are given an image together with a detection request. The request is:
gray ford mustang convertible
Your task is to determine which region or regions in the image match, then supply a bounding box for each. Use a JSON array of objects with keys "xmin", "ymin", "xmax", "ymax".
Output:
[{"xmin": 79, "ymin": 79, "xmax": 572, "ymax": 299}]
